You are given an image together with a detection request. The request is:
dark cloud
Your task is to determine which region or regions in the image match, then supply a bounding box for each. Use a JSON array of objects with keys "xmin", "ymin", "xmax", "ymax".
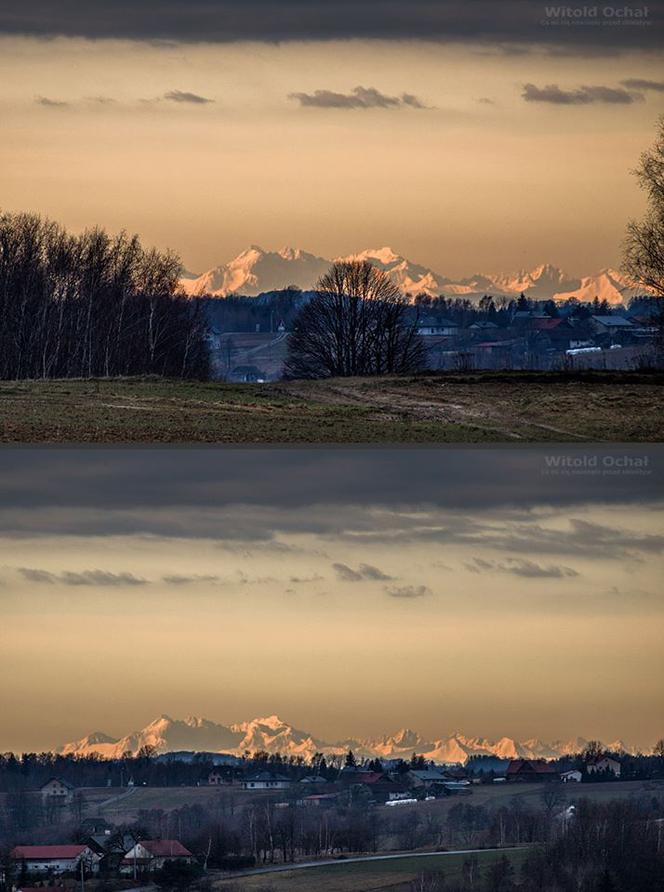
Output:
[
  {"xmin": 358, "ymin": 563, "xmax": 392, "ymax": 580},
  {"xmin": 162, "ymin": 574, "xmax": 221, "ymax": 584},
  {"xmin": 163, "ymin": 89, "xmax": 214, "ymax": 104},
  {"xmin": 18, "ymin": 567, "xmax": 148, "ymax": 586},
  {"xmin": 621, "ymin": 78, "xmax": 664, "ymax": 92},
  {"xmin": 332, "ymin": 562, "xmax": 393, "ymax": 581},
  {"xmin": 1, "ymin": 1, "xmax": 661, "ymax": 52},
  {"xmin": 0, "ymin": 449, "xmax": 660, "ymax": 540},
  {"xmin": 465, "ymin": 557, "xmax": 579, "ymax": 578},
  {"xmin": 289, "ymin": 86, "xmax": 428, "ymax": 110},
  {"xmin": 385, "ymin": 584, "xmax": 432, "ymax": 599},
  {"xmin": 522, "ymin": 83, "xmax": 642, "ymax": 104},
  {"xmin": 332, "ymin": 562, "xmax": 363, "ymax": 581},
  {"xmin": 35, "ymin": 96, "xmax": 69, "ymax": 108}
]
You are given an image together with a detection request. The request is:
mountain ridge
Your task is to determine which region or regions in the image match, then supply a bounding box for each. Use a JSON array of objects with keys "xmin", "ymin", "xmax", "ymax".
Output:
[
  {"xmin": 179, "ymin": 245, "xmax": 650, "ymax": 305},
  {"xmin": 59, "ymin": 714, "xmax": 641, "ymax": 764}
]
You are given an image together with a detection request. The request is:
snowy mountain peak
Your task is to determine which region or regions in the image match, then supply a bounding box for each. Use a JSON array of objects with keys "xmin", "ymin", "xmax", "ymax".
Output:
[
  {"xmin": 58, "ymin": 714, "xmax": 642, "ymax": 763},
  {"xmin": 178, "ymin": 244, "xmax": 652, "ymax": 304}
]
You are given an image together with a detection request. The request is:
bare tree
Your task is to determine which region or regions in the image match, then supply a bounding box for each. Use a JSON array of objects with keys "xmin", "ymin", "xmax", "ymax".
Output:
[
  {"xmin": 624, "ymin": 117, "xmax": 664, "ymax": 359},
  {"xmin": 285, "ymin": 260, "xmax": 426, "ymax": 378},
  {"xmin": 624, "ymin": 116, "xmax": 664, "ymax": 297}
]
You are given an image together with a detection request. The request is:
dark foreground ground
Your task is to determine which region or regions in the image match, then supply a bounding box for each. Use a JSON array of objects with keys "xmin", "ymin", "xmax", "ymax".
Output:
[{"xmin": 1, "ymin": 372, "xmax": 663, "ymax": 443}]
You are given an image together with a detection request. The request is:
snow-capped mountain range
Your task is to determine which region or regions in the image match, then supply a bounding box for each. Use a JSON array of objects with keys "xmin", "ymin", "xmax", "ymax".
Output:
[
  {"xmin": 59, "ymin": 714, "xmax": 638, "ymax": 764},
  {"xmin": 179, "ymin": 246, "xmax": 648, "ymax": 305}
]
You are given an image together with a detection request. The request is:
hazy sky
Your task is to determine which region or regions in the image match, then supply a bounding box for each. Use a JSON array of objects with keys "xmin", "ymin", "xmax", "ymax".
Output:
[
  {"xmin": 1, "ymin": 448, "xmax": 662, "ymax": 753},
  {"xmin": 1, "ymin": 1, "xmax": 663, "ymax": 277}
]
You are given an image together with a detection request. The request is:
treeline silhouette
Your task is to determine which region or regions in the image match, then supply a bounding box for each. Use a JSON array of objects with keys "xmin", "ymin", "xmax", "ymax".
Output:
[{"xmin": 0, "ymin": 212, "xmax": 209, "ymax": 380}]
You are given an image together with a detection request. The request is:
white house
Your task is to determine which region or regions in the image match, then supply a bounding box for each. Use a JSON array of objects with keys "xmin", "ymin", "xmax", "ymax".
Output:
[
  {"xmin": 40, "ymin": 778, "xmax": 74, "ymax": 805},
  {"xmin": 241, "ymin": 771, "xmax": 291, "ymax": 790},
  {"xmin": 120, "ymin": 840, "xmax": 194, "ymax": 874},
  {"xmin": 417, "ymin": 316, "xmax": 459, "ymax": 336},
  {"xmin": 11, "ymin": 845, "xmax": 99, "ymax": 876},
  {"xmin": 587, "ymin": 756, "xmax": 621, "ymax": 778},
  {"xmin": 561, "ymin": 770, "xmax": 582, "ymax": 783}
]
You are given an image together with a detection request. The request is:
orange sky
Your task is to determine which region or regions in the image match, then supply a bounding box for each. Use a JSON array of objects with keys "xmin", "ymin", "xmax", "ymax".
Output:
[
  {"xmin": 0, "ymin": 449, "xmax": 662, "ymax": 753},
  {"xmin": 1, "ymin": 36, "xmax": 663, "ymax": 277}
]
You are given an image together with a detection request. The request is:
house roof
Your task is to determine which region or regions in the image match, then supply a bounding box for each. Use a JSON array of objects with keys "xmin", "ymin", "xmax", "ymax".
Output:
[
  {"xmin": 41, "ymin": 777, "xmax": 74, "ymax": 790},
  {"xmin": 529, "ymin": 318, "xmax": 564, "ymax": 330},
  {"xmin": 245, "ymin": 771, "xmax": 290, "ymax": 782},
  {"xmin": 134, "ymin": 841, "xmax": 192, "ymax": 858},
  {"xmin": 409, "ymin": 769, "xmax": 447, "ymax": 781},
  {"xmin": 592, "ymin": 316, "xmax": 633, "ymax": 326},
  {"xmin": 506, "ymin": 759, "xmax": 557, "ymax": 775},
  {"xmin": 12, "ymin": 846, "xmax": 89, "ymax": 860}
]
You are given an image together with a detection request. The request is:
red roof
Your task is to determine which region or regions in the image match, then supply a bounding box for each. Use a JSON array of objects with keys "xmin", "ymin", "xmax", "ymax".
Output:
[
  {"xmin": 529, "ymin": 318, "xmax": 563, "ymax": 331},
  {"xmin": 507, "ymin": 759, "xmax": 557, "ymax": 775},
  {"xmin": 130, "ymin": 840, "xmax": 192, "ymax": 858},
  {"xmin": 12, "ymin": 846, "xmax": 88, "ymax": 860}
]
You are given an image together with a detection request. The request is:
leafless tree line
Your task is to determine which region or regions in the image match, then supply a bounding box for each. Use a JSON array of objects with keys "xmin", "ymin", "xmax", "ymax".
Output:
[{"xmin": 0, "ymin": 212, "xmax": 209, "ymax": 380}]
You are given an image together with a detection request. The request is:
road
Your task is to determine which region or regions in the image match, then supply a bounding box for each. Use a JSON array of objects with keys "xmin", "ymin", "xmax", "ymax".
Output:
[{"xmin": 218, "ymin": 846, "xmax": 522, "ymax": 879}]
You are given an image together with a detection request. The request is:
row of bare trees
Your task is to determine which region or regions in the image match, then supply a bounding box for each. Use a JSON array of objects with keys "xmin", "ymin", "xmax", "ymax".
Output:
[{"xmin": 0, "ymin": 212, "xmax": 209, "ymax": 380}]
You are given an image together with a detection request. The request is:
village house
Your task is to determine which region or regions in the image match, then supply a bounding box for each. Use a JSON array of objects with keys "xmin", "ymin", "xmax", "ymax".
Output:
[
  {"xmin": 241, "ymin": 771, "xmax": 291, "ymax": 790},
  {"xmin": 590, "ymin": 315, "xmax": 634, "ymax": 337},
  {"xmin": 506, "ymin": 759, "xmax": 559, "ymax": 783},
  {"xmin": 207, "ymin": 769, "xmax": 231, "ymax": 786},
  {"xmin": 40, "ymin": 778, "xmax": 74, "ymax": 806},
  {"xmin": 417, "ymin": 315, "xmax": 460, "ymax": 336},
  {"xmin": 407, "ymin": 768, "xmax": 449, "ymax": 792},
  {"xmin": 586, "ymin": 756, "xmax": 621, "ymax": 778},
  {"xmin": 120, "ymin": 840, "xmax": 194, "ymax": 875},
  {"xmin": 11, "ymin": 846, "xmax": 100, "ymax": 877},
  {"xmin": 561, "ymin": 769, "xmax": 583, "ymax": 783}
]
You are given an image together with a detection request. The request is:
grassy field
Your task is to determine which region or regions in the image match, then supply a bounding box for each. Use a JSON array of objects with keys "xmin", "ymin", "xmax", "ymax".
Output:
[
  {"xmin": 210, "ymin": 848, "xmax": 530, "ymax": 891},
  {"xmin": 0, "ymin": 371, "xmax": 663, "ymax": 442}
]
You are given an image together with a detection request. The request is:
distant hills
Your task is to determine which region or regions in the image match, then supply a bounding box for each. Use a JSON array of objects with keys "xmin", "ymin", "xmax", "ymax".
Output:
[
  {"xmin": 179, "ymin": 245, "xmax": 647, "ymax": 305},
  {"xmin": 59, "ymin": 714, "xmax": 637, "ymax": 764}
]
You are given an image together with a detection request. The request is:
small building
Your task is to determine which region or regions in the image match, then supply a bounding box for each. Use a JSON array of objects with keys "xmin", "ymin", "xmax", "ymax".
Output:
[
  {"xmin": 561, "ymin": 770, "xmax": 582, "ymax": 783},
  {"xmin": 591, "ymin": 315, "xmax": 634, "ymax": 335},
  {"xmin": 417, "ymin": 316, "xmax": 460, "ymax": 336},
  {"xmin": 208, "ymin": 770, "xmax": 230, "ymax": 786},
  {"xmin": 506, "ymin": 759, "xmax": 559, "ymax": 783},
  {"xmin": 11, "ymin": 846, "xmax": 99, "ymax": 876},
  {"xmin": 299, "ymin": 775, "xmax": 327, "ymax": 785},
  {"xmin": 120, "ymin": 840, "xmax": 194, "ymax": 875},
  {"xmin": 407, "ymin": 768, "xmax": 448, "ymax": 790},
  {"xmin": 586, "ymin": 756, "xmax": 621, "ymax": 778},
  {"xmin": 241, "ymin": 771, "xmax": 291, "ymax": 790},
  {"xmin": 40, "ymin": 778, "xmax": 74, "ymax": 805}
]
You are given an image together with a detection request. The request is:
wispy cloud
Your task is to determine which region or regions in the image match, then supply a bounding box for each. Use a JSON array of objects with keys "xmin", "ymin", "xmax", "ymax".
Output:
[
  {"xmin": 385, "ymin": 584, "xmax": 432, "ymax": 599},
  {"xmin": 465, "ymin": 557, "xmax": 579, "ymax": 578},
  {"xmin": 333, "ymin": 562, "xmax": 393, "ymax": 581},
  {"xmin": 18, "ymin": 567, "xmax": 147, "ymax": 586},
  {"xmin": 35, "ymin": 96, "xmax": 69, "ymax": 108},
  {"xmin": 621, "ymin": 78, "xmax": 664, "ymax": 92},
  {"xmin": 163, "ymin": 89, "xmax": 214, "ymax": 104},
  {"xmin": 522, "ymin": 83, "xmax": 642, "ymax": 105},
  {"xmin": 289, "ymin": 85, "xmax": 429, "ymax": 110}
]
